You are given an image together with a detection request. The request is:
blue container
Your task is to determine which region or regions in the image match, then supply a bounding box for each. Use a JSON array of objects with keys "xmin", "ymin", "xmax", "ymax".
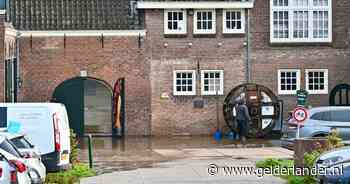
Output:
[{"xmin": 214, "ymin": 130, "xmax": 222, "ymax": 141}]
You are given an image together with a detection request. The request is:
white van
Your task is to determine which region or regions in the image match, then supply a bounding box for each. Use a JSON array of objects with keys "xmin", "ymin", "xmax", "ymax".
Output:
[{"xmin": 0, "ymin": 103, "xmax": 71, "ymax": 171}]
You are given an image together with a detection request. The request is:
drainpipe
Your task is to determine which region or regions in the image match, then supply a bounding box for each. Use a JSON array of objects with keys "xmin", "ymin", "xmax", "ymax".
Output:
[
  {"xmin": 245, "ymin": 8, "xmax": 251, "ymax": 83},
  {"xmin": 15, "ymin": 32, "xmax": 20, "ymax": 102}
]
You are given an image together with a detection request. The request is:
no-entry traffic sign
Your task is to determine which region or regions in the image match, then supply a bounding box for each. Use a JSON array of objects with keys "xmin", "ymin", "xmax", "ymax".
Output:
[
  {"xmin": 293, "ymin": 107, "xmax": 308, "ymax": 123},
  {"xmin": 293, "ymin": 107, "xmax": 308, "ymax": 139}
]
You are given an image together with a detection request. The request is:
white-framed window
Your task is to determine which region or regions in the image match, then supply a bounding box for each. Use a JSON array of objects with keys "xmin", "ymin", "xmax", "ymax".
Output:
[
  {"xmin": 173, "ymin": 70, "xmax": 196, "ymax": 96},
  {"xmin": 193, "ymin": 10, "xmax": 216, "ymax": 34},
  {"xmin": 270, "ymin": 0, "xmax": 332, "ymax": 43},
  {"xmin": 305, "ymin": 69, "xmax": 328, "ymax": 94},
  {"xmin": 201, "ymin": 70, "xmax": 224, "ymax": 95},
  {"xmin": 223, "ymin": 9, "xmax": 245, "ymax": 34},
  {"xmin": 164, "ymin": 10, "xmax": 187, "ymax": 34},
  {"xmin": 278, "ymin": 69, "xmax": 301, "ymax": 95}
]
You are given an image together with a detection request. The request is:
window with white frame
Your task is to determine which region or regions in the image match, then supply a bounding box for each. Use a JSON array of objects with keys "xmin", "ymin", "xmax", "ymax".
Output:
[
  {"xmin": 278, "ymin": 69, "xmax": 301, "ymax": 95},
  {"xmin": 270, "ymin": 0, "xmax": 332, "ymax": 43},
  {"xmin": 173, "ymin": 70, "xmax": 196, "ymax": 96},
  {"xmin": 164, "ymin": 10, "xmax": 187, "ymax": 34},
  {"xmin": 223, "ymin": 10, "xmax": 245, "ymax": 34},
  {"xmin": 306, "ymin": 69, "xmax": 328, "ymax": 94},
  {"xmin": 201, "ymin": 70, "xmax": 224, "ymax": 95},
  {"xmin": 194, "ymin": 10, "xmax": 216, "ymax": 34}
]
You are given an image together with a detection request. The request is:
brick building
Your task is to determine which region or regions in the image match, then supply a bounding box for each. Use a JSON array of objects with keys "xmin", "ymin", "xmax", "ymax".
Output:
[{"xmin": 0, "ymin": 0, "xmax": 349, "ymax": 136}]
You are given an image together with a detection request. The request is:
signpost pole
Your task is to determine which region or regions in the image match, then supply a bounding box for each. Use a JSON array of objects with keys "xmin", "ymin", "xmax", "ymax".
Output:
[{"xmin": 296, "ymin": 124, "xmax": 300, "ymax": 139}]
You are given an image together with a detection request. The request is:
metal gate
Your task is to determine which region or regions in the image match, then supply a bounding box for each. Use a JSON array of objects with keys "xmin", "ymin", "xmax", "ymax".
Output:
[{"xmin": 330, "ymin": 84, "xmax": 350, "ymax": 106}]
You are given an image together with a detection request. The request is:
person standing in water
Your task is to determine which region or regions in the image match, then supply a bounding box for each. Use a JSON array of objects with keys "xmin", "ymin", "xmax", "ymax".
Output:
[{"xmin": 236, "ymin": 99, "xmax": 251, "ymax": 144}]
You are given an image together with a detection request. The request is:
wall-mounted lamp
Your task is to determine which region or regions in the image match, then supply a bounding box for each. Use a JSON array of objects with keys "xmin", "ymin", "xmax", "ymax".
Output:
[
  {"xmin": 217, "ymin": 42, "xmax": 223, "ymax": 47},
  {"xmin": 164, "ymin": 43, "xmax": 168, "ymax": 48},
  {"xmin": 243, "ymin": 41, "xmax": 248, "ymax": 47},
  {"xmin": 188, "ymin": 42, "xmax": 193, "ymax": 48}
]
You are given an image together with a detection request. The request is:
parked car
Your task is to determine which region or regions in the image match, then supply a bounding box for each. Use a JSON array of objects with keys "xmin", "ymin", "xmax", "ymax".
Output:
[
  {"xmin": 281, "ymin": 106, "xmax": 350, "ymax": 149},
  {"xmin": 0, "ymin": 132, "xmax": 46, "ymax": 182},
  {"xmin": 0, "ymin": 152, "xmax": 12, "ymax": 184},
  {"xmin": 0, "ymin": 137, "xmax": 31, "ymax": 184},
  {"xmin": 0, "ymin": 103, "xmax": 71, "ymax": 171},
  {"xmin": 315, "ymin": 147, "xmax": 350, "ymax": 183}
]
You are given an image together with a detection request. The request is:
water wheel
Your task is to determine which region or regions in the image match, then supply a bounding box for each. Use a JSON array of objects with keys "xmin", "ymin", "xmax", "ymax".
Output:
[{"xmin": 223, "ymin": 83, "xmax": 280, "ymax": 138}]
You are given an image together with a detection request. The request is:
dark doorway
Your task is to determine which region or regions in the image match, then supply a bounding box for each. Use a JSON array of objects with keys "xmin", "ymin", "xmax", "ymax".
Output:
[
  {"xmin": 330, "ymin": 84, "xmax": 350, "ymax": 106},
  {"xmin": 52, "ymin": 77, "xmax": 121, "ymax": 137},
  {"xmin": 5, "ymin": 58, "xmax": 17, "ymax": 102}
]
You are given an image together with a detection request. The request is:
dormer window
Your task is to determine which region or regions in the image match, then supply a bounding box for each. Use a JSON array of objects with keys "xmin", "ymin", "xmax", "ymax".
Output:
[
  {"xmin": 194, "ymin": 10, "xmax": 216, "ymax": 34},
  {"xmin": 164, "ymin": 10, "xmax": 187, "ymax": 35}
]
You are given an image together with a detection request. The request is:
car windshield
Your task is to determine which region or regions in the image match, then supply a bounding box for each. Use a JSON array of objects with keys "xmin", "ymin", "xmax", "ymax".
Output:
[
  {"xmin": 0, "ymin": 139, "xmax": 23, "ymax": 158},
  {"xmin": 10, "ymin": 136, "xmax": 32, "ymax": 149}
]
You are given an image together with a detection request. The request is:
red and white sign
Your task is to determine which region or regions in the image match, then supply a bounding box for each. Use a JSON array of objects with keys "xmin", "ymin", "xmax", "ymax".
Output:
[{"xmin": 293, "ymin": 107, "xmax": 308, "ymax": 123}]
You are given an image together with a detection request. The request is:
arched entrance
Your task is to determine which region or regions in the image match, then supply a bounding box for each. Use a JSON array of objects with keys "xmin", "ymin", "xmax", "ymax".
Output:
[
  {"xmin": 52, "ymin": 77, "xmax": 117, "ymax": 136},
  {"xmin": 330, "ymin": 84, "xmax": 350, "ymax": 106}
]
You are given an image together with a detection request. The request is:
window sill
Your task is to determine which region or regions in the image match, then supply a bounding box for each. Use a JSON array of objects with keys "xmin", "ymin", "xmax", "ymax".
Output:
[
  {"xmin": 278, "ymin": 92, "xmax": 298, "ymax": 95},
  {"xmin": 202, "ymin": 93, "xmax": 224, "ymax": 96},
  {"xmin": 164, "ymin": 32, "xmax": 187, "ymax": 35},
  {"xmin": 307, "ymin": 91, "xmax": 328, "ymax": 95},
  {"xmin": 193, "ymin": 31, "xmax": 216, "ymax": 35},
  {"xmin": 269, "ymin": 41, "xmax": 333, "ymax": 47},
  {"xmin": 173, "ymin": 93, "xmax": 196, "ymax": 96},
  {"xmin": 223, "ymin": 30, "xmax": 245, "ymax": 34}
]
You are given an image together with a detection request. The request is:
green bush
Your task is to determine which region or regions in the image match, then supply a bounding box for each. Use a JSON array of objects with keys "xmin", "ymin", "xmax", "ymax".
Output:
[
  {"xmin": 326, "ymin": 129, "xmax": 344, "ymax": 150},
  {"xmin": 45, "ymin": 164, "xmax": 96, "ymax": 184},
  {"xmin": 256, "ymin": 158, "xmax": 293, "ymax": 170},
  {"xmin": 70, "ymin": 129, "xmax": 79, "ymax": 164}
]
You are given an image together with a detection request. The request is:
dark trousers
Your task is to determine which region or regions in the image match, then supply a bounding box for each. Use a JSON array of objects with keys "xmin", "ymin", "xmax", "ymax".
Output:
[{"xmin": 237, "ymin": 120, "xmax": 248, "ymax": 138}]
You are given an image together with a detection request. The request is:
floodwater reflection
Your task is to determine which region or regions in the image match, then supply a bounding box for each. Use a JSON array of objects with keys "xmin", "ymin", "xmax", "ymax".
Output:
[{"xmin": 78, "ymin": 136, "xmax": 280, "ymax": 174}]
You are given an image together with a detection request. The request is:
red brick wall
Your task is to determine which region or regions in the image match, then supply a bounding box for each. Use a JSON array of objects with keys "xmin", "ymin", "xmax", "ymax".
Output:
[
  {"xmin": 250, "ymin": 0, "xmax": 350, "ymax": 115},
  {"xmin": 145, "ymin": 9, "xmax": 246, "ymax": 135},
  {"xmin": 17, "ymin": 36, "xmax": 151, "ymax": 136},
  {"xmin": 0, "ymin": 15, "xmax": 6, "ymax": 102}
]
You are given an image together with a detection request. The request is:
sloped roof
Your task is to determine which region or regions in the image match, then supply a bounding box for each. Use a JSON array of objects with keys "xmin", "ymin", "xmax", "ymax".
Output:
[{"xmin": 8, "ymin": 0, "xmax": 142, "ymax": 30}]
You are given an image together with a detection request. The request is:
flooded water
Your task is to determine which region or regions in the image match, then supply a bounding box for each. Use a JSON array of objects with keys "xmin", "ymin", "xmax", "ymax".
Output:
[{"xmin": 78, "ymin": 136, "xmax": 281, "ymax": 174}]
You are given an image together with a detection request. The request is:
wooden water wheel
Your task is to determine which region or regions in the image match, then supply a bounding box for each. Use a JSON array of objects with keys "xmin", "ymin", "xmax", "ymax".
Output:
[{"xmin": 223, "ymin": 83, "xmax": 280, "ymax": 138}]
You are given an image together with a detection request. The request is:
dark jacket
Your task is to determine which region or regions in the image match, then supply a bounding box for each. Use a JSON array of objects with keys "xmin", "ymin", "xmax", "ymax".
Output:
[{"xmin": 236, "ymin": 104, "xmax": 251, "ymax": 122}]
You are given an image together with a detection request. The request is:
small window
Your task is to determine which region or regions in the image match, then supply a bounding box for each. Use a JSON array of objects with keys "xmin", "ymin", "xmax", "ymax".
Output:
[
  {"xmin": 164, "ymin": 10, "xmax": 187, "ymax": 35},
  {"xmin": 306, "ymin": 69, "xmax": 328, "ymax": 94},
  {"xmin": 194, "ymin": 10, "xmax": 216, "ymax": 34},
  {"xmin": 201, "ymin": 70, "xmax": 224, "ymax": 95},
  {"xmin": 173, "ymin": 70, "xmax": 196, "ymax": 96},
  {"xmin": 223, "ymin": 10, "xmax": 245, "ymax": 34},
  {"xmin": 278, "ymin": 69, "xmax": 301, "ymax": 95}
]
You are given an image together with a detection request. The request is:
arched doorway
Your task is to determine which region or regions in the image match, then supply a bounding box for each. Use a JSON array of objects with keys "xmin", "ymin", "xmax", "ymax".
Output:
[
  {"xmin": 330, "ymin": 84, "xmax": 350, "ymax": 106},
  {"xmin": 52, "ymin": 77, "xmax": 115, "ymax": 136}
]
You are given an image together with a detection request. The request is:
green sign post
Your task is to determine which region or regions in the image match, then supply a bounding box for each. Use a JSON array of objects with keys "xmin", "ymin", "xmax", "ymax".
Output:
[{"xmin": 297, "ymin": 89, "xmax": 308, "ymax": 107}]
